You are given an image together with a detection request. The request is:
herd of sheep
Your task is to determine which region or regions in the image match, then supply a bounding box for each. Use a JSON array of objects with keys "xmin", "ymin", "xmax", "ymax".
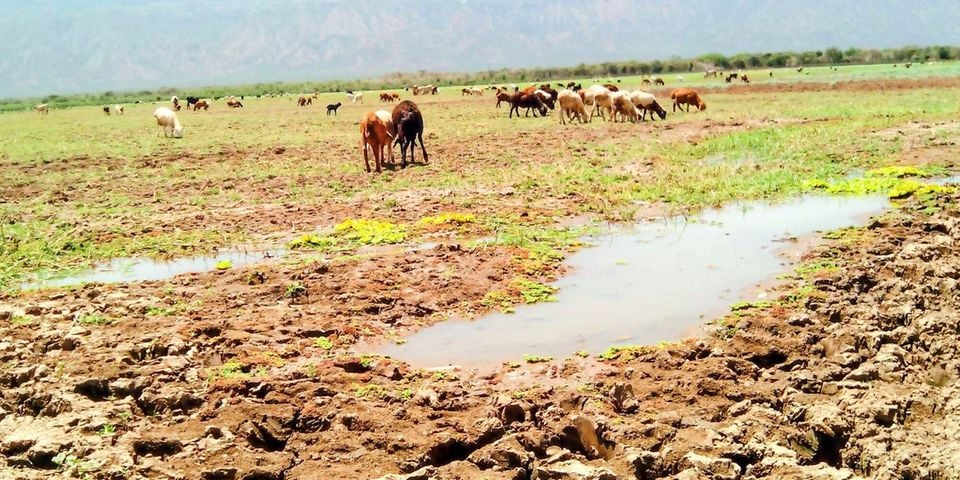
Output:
[{"xmin": 31, "ymin": 78, "xmax": 711, "ymax": 174}]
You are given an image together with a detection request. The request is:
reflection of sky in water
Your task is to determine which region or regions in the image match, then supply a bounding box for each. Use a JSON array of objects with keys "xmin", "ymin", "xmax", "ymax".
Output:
[
  {"xmin": 382, "ymin": 195, "xmax": 890, "ymax": 367},
  {"xmin": 23, "ymin": 250, "xmax": 283, "ymax": 289}
]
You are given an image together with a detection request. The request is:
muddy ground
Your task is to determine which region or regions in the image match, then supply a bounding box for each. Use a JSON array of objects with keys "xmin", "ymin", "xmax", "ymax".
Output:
[{"xmin": 3, "ymin": 182, "xmax": 960, "ymax": 480}]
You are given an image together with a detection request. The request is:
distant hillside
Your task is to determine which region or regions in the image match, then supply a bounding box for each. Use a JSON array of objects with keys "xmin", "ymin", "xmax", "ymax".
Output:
[{"xmin": 2, "ymin": 0, "xmax": 960, "ymax": 97}]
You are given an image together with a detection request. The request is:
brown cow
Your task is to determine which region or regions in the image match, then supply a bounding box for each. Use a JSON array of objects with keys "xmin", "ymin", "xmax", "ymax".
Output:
[
  {"xmin": 670, "ymin": 88, "xmax": 707, "ymax": 112},
  {"xmin": 226, "ymin": 99, "xmax": 243, "ymax": 108},
  {"xmin": 298, "ymin": 96, "xmax": 312, "ymax": 106},
  {"xmin": 194, "ymin": 100, "xmax": 210, "ymax": 111}
]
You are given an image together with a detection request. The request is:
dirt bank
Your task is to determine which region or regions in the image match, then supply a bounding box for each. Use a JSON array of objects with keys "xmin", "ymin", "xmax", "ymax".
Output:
[{"xmin": 3, "ymin": 187, "xmax": 960, "ymax": 479}]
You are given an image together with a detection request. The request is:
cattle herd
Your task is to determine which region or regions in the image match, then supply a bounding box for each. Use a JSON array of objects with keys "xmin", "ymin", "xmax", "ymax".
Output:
[{"xmin": 33, "ymin": 76, "xmax": 716, "ymax": 174}]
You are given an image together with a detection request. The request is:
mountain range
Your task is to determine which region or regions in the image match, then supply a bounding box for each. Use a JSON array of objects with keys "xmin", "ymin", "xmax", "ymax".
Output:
[{"xmin": 2, "ymin": 0, "xmax": 959, "ymax": 98}]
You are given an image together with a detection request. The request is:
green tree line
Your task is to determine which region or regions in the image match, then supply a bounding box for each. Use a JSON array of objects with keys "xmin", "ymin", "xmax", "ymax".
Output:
[{"xmin": 2, "ymin": 44, "xmax": 958, "ymax": 113}]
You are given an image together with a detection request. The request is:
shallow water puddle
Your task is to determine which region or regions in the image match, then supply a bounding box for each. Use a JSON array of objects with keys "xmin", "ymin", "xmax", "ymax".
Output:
[
  {"xmin": 381, "ymin": 195, "xmax": 890, "ymax": 367},
  {"xmin": 22, "ymin": 249, "xmax": 283, "ymax": 290}
]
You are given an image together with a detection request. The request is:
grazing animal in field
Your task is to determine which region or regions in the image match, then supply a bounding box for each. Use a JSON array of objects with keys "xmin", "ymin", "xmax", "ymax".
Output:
[
  {"xmin": 741, "ymin": 75, "xmax": 750, "ymax": 84},
  {"xmin": 298, "ymin": 96, "xmax": 312, "ymax": 106},
  {"xmin": 186, "ymin": 96, "xmax": 200, "ymax": 109},
  {"xmin": 583, "ymin": 85, "xmax": 613, "ymax": 121},
  {"xmin": 603, "ymin": 84, "xmax": 619, "ymax": 92},
  {"xmin": 391, "ymin": 100, "xmax": 428, "ymax": 168},
  {"xmin": 905, "ymin": 62, "xmax": 912, "ymax": 68},
  {"xmin": 461, "ymin": 88, "xmax": 471, "ymax": 96},
  {"xmin": 359, "ymin": 110, "xmax": 393, "ymax": 173},
  {"xmin": 796, "ymin": 66, "xmax": 804, "ymax": 72},
  {"xmin": 379, "ymin": 93, "xmax": 396, "ymax": 102},
  {"xmin": 670, "ymin": 88, "xmax": 706, "ymax": 112},
  {"xmin": 642, "ymin": 79, "xmax": 651, "ymax": 85},
  {"xmin": 326, "ymin": 102, "xmax": 342, "ymax": 115},
  {"xmin": 769, "ymin": 71, "xmax": 774, "ymax": 77},
  {"xmin": 469, "ymin": 87, "xmax": 483, "ymax": 96},
  {"xmin": 153, "ymin": 107, "xmax": 183, "ymax": 138},
  {"xmin": 227, "ymin": 99, "xmax": 243, "ymax": 108},
  {"xmin": 566, "ymin": 81, "xmax": 577, "ymax": 88},
  {"xmin": 171, "ymin": 96, "xmax": 181, "ymax": 111},
  {"xmin": 533, "ymin": 89, "xmax": 556, "ymax": 110},
  {"xmin": 725, "ymin": 73, "xmax": 738, "ymax": 83},
  {"xmin": 194, "ymin": 100, "xmax": 209, "ymax": 111},
  {"xmin": 495, "ymin": 91, "xmax": 513, "ymax": 108},
  {"xmin": 611, "ymin": 92, "xmax": 639, "ymax": 123},
  {"xmin": 628, "ymin": 91, "xmax": 667, "ymax": 121},
  {"xmin": 705, "ymin": 69, "xmax": 718, "ymax": 78},
  {"xmin": 102, "ymin": 106, "xmax": 110, "ymax": 115},
  {"xmin": 557, "ymin": 89, "xmax": 589, "ymax": 124},
  {"xmin": 347, "ymin": 92, "xmax": 364, "ymax": 104},
  {"xmin": 113, "ymin": 105, "xmax": 124, "ymax": 115},
  {"xmin": 509, "ymin": 92, "xmax": 548, "ymax": 118},
  {"xmin": 36, "ymin": 104, "xmax": 49, "ymax": 114},
  {"xmin": 654, "ymin": 77, "xmax": 665, "ymax": 86}
]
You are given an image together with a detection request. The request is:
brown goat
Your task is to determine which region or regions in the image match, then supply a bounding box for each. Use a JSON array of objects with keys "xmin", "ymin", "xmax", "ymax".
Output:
[
  {"xmin": 741, "ymin": 75, "xmax": 750, "ymax": 84},
  {"xmin": 298, "ymin": 96, "xmax": 312, "ymax": 106},
  {"xmin": 194, "ymin": 100, "xmax": 209, "ymax": 111},
  {"xmin": 496, "ymin": 91, "xmax": 513, "ymax": 108},
  {"xmin": 670, "ymin": 88, "xmax": 706, "ymax": 112},
  {"xmin": 509, "ymin": 92, "xmax": 548, "ymax": 118},
  {"xmin": 359, "ymin": 111, "xmax": 393, "ymax": 173},
  {"xmin": 227, "ymin": 99, "xmax": 243, "ymax": 108},
  {"xmin": 654, "ymin": 77, "xmax": 665, "ymax": 86}
]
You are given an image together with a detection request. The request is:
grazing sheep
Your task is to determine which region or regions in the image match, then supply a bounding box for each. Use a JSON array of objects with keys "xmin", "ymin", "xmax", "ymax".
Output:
[
  {"xmin": 557, "ymin": 89, "xmax": 589, "ymax": 124},
  {"xmin": 654, "ymin": 77, "xmax": 665, "ymax": 86},
  {"xmin": 670, "ymin": 88, "xmax": 706, "ymax": 112},
  {"xmin": 35, "ymin": 104, "xmax": 49, "ymax": 115},
  {"xmin": 298, "ymin": 96, "xmax": 312, "ymax": 106},
  {"xmin": 611, "ymin": 92, "xmax": 638, "ymax": 123},
  {"xmin": 509, "ymin": 92, "xmax": 547, "ymax": 118},
  {"xmin": 628, "ymin": 91, "xmax": 667, "ymax": 121},
  {"xmin": 495, "ymin": 91, "xmax": 513, "ymax": 108},
  {"xmin": 469, "ymin": 87, "xmax": 483, "ymax": 96},
  {"xmin": 461, "ymin": 88, "xmax": 471, "ymax": 96},
  {"xmin": 905, "ymin": 62, "xmax": 913, "ymax": 68},
  {"xmin": 194, "ymin": 100, "xmax": 210, "ymax": 111},
  {"xmin": 412, "ymin": 85, "xmax": 437, "ymax": 95},
  {"xmin": 359, "ymin": 110, "xmax": 392, "ymax": 173},
  {"xmin": 153, "ymin": 107, "xmax": 183, "ymax": 138},
  {"xmin": 102, "ymin": 106, "xmax": 110, "ymax": 115},
  {"xmin": 171, "ymin": 96, "xmax": 181, "ymax": 111},
  {"xmin": 796, "ymin": 66, "xmax": 804, "ymax": 72},
  {"xmin": 380, "ymin": 93, "xmax": 393, "ymax": 102},
  {"xmin": 113, "ymin": 105, "xmax": 124, "ymax": 115},
  {"xmin": 347, "ymin": 92, "xmax": 364, "ymax": 104},
  {"xmin": 741, "ymin": 75, "xmax": 750, "ymax": 84},
  {"xmin": 603, "ymin": 84, "xmax": 619, "ymax": 92},
  {"xmin": 585, "ymin": 85, "xmax": 614, "ymax": 121},
  {"xmin": 705, "ymin": 69, "xmax": 718, "ymax": 78},
  {"xmin": 391, "ymin": 100, "xmax": 428, "ymax": 168},
  {"xmin": 725, "ymin": 73, "xmax": 739, "ymax": 83},
  {"xmin": 226, "ymin": 99, "xmax": 243, "ymax": 108},
  {"xmin": 533, "ymin": 89, "xmax": 556, "ymax": 110},
  {"xmin": 326, "ymin": 102, "xmax": 342, "ymax": 115}
]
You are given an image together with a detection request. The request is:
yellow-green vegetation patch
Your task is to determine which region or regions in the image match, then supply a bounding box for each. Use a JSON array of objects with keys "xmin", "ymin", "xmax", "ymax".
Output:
[
  {"xmin": 481, "ymin": 290, "xmax": 515, "ymax": 314},
  {"xmin": 313, "ymin": 336, "xmax": 334, "ymax": 350},
  {"xmin": 214, "ymin": 260, "xmax": 232, "ymax": 270},
  {"xmin": 794, "ymin": 260, "xmax": 840, "ymax": 278},
  {"xmin": 599, "ymin": 345, "xmax": 653, "ymax": 361},
  {"xmin": 523, "ymin": 354, "xmax": 553, "ymax": 364},
  {"xmin": 730, "ymin": 300, "xmax": 776, "ymax": 312},
  {"xmin": 77, "ymin": 313, "xmax": 111, "ymax": 326},
  {"xmin": 334, "ymin": 219, "xmax": 407, "ymax": 244},
  {"xmin": 8, "ymin": 315, "xmax": 32, "ymax": 326},
  {"xmin": 287, "ymin": 233, "xmax": 339, "ymax": 250},
  {"xmin": 888, "ymin": 182, "xmax": 953, "ymax": 200},
  {"xmin": 208, "ymin": 360, "xmax": 247, "ymax": 381},
  {"xmin": 513, "ymin": 278, "xmax": 558, "ymax": 304},
  {"xmin": 416, "ymin": 212, "xmax": 476, "ymax": 227}
]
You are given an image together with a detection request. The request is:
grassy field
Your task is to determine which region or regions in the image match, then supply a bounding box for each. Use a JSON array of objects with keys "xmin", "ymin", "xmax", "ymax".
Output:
[{"xmin": 2, "ymin": 63, "xmax": 960, "ymax": 292}]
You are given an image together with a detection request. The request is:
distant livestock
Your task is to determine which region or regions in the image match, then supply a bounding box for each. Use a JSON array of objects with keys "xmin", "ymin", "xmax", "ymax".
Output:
[
  {"xmin": 495, "ymin": 91, "xmax": 512, "ymax": 108},
  {"xmin": 171, "ymin": 96, "xmax": 181, "ymax": 111},
  {"xmin": 670, "ymin": 88, "xmax": 706, "ymax": 112},
  {"xmin": 741, "ymin": 75, "xmax": 750, "ymax": 84},
  {"xmin": 113, "ymin": 105, "xmax": 124, "ymax": 115},
  {"xmin": 226, "ymin": 99, "xmax": 243, "ymax": 108},
  {"xmin": 35, "ymin": 104, "xmax": 49, "ymax": 115},
  {"xmin": 654, "ymin": 77, "xmax": 665, "ymax": 86},
  {"xmin": 509, "ymin": 92, "xmax": 548, "ymax": 118},
  {"xmin": 359, "ymin": 110, "xmax": 394, "ymax": 173},
  {"xmin": 102, "ymin": 106, "xmax": 110, "ymax": 115},
  {"xmin": 194, "ymin": 100, "xmax": 210, "ymax": 111},
  {"xmin": 391, "ymin": 100, "xmax": 428, "ymax": 168},
  {"xmin": 153, "ymin": 107, "xmax": 183, "ymax": 138},
  {"xmin": 379, "ymin": 93, "xmax": 400, "ymax": 102},
  {"xmin": 347, "ymin": 91, "xmax": 364, "ymax": 104},
  {"xmin": 628, "ymin": 91, "xmax": 667, "ymax": 121},
  {"xmin": 298, "ymin": 96, "xmax": 312, "ymax": 106},
  {"xmin": 557, "ymin": 89, "xmax": 589, "ymax": 124},
  {"xmin": 411, "ymin": 85, "xmax": 437, "ymax": 95},
  {"xmin": 326, "ymin": 102, "xmax": 342, "ymax": 115},
  {"xmin": 186, "ymin": 96, "xmax": 200, "ymax": 109},
  {"xmin": 705, "ymin": 69, "xmax": 718, "ymax": 78}
]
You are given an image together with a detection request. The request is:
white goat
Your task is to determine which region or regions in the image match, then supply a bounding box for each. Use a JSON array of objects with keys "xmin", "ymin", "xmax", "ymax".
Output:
[
  {"xmin": 153, "ymin": 107, "xmax": 183, "ymax": 138},
  {"xmin": 113, "ymin": 105, "xmax": 124, "ymax": 115},
  {"xmin": 347, "ymin": 92, "xmax": 364, "ymax": 104},
  {"xmin": 35, "ymin": 104, "xmax": 49, "ymax": 115}
]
